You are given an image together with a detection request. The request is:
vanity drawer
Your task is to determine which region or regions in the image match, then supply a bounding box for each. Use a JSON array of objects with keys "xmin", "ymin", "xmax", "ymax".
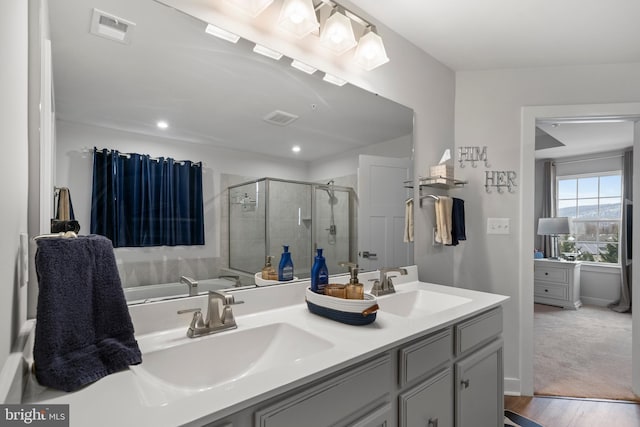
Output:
[
  {"xmin": 534, "ymin": 266, "xmax": 568, "ymax": 284},
  {"xmin": 534, "ymin": 282, "xmax": 568, "ymax": 300},
  {"xmin": 255, "ymin": 355, "xmax": 392, "ymax": 427},
  {"xmin": 455, "ymin": 307, "xmax": 502, "ymax": 356},
  {"xmin": 399, "ymin": 328, "xmax": 452, "ymax": 386}
]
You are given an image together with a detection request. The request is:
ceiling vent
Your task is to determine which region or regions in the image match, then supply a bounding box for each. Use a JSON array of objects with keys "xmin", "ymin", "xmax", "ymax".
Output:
[
  {"xmin": 263, "ymin": 110, "xmax": 299, "ymax": 126},
  {"xmin": 90, "ymin": 9, "xmax": 136, "ymax": 44}
]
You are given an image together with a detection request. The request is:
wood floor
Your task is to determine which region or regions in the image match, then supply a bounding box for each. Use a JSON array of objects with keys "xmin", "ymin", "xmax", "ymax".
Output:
[{"xmin": 505, "ymin": 395, "xmax": 640, "ymax": 427}]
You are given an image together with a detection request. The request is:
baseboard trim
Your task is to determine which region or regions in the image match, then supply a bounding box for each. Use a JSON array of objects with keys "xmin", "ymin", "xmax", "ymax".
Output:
[
  {"xmin": 580, "ymin": 296, "xmax": 616, "ymax": 307},
  {"xmin": 504, "ymin": 377, "xmax": 522, "ymax": 396}
]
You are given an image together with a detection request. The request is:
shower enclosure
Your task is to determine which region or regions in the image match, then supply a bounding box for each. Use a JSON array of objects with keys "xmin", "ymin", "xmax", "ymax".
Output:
[{"xmin": 228, "ymin": 178, "xmax": 356, "ymax": 280}]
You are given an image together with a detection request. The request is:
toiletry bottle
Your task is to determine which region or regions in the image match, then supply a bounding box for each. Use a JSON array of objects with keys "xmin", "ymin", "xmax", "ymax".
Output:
[
  {"xmin": 311, "ymin": 248, "xmax": 329, "ymax": 293},
  {"xmin": 345, "ymin": 265, "xmax": 364, "ymax": 299},
  {"xmin": 278, "ymin": 245, "xmax": 294, "ymax": 281},
  {"xmin": 262, "ymin": 255, "xmax": 278, "ymax": 280}
]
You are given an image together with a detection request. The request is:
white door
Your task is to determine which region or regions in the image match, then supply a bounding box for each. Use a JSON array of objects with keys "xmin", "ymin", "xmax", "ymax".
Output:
[{"xmin": 358, "ymin": 155, "xmax": 413, "ymax": 272}]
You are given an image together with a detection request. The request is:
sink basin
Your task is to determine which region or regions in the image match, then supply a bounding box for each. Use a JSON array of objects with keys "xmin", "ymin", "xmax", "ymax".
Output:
[
  {"xmin": 378, "ymin": 289, "xmax": 471, "ymax": 317},
  {"xmin": 138, "ymin": 323, "xmax": 333, "ymax": 390}
]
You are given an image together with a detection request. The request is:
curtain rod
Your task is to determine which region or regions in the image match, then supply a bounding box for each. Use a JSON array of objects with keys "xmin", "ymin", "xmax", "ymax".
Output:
[
  {"xmin": 87, "ymin": 147, "xmax": 203, "ymax": 167},
  {"xmin": 553, "ymin": 153, "xmax": 623, "ymax": 165}
]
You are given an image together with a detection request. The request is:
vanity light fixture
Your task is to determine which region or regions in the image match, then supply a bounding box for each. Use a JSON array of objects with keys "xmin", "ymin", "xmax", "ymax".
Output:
[
  {"xmin": 157, "ymin": 121, "xmax": 169, "ymax": 129},
  {"xmin": 205, "ymin": 23, "xmax": 240, "ymax": 43},
  {"xmin": 322, "ymin": 73, "xmax": 347, "ymax": 86},
  {"xmin": 292, "ymin": 145, "xmax": 301, "ymax": 153},
  {"xmin": 278, "ymin": 0, "xmax": 320, "ymax": 38},
  {"xmin": 228, "ymin": 0, "xmax": 275, "ymax": 17},
  {"xmin": 291, "ymin": 59, "xmax": 317, "ymax": 74},
  {"xmin": 320, "ymin": 6, "xmax": 357, "ymax": 55},
  {"xmin": 253, "ymin": 44, "xmax": 284, "ymax": 60},
  {"xmin": 353, "ymin": 26, "xmax": 389, "ymax": 71}
]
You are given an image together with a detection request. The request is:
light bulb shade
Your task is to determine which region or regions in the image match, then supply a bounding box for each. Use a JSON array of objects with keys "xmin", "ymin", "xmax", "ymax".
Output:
[
  {"xmin": 354, "ymin": 29, "xmax": 389, "ymax": 71},
  {"xmin": 278, "ymin": 0, "xmax": 319, "ymax": 38},
  {"xmin": 320, "ymin": 9, "xmax": 357, "ymax": 55},
  {"xmin": 537, "ymin": 217, "xmax": 571, "ymax": 235},
  {"xmin": 229, "ymin": 0, "xmax": 274, "ymax": 17}
]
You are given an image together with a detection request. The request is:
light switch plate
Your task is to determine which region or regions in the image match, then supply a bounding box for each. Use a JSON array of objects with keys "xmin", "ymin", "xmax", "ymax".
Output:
[{"xmin": 487, "ymin": 218, "xmax": 510, "ymax": 235}]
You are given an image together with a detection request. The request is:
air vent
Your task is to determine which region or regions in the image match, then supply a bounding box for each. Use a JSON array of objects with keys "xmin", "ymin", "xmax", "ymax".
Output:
[
  {"xmin": 263, "ymin": 110, "xmax": 299, "ymax": 126},
  {"xmin": 90, "ymin": 9, "xmax": 136, "ymax": 44}
]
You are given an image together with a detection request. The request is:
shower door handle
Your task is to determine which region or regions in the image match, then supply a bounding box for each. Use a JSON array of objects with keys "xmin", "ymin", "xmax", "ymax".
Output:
[{"xmin": 360, "ymin": 251, "xmax": 377, "ymax": 259}]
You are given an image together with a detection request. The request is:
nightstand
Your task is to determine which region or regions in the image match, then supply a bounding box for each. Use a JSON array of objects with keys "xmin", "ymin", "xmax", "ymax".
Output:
[{"xmin": 534, "ymin": 259, "xmax": 582, "ymax": 309}]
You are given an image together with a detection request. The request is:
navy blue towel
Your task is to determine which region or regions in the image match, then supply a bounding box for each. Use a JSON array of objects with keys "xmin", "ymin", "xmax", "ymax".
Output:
[
  {"xmin": 450, "ymin": 198, "xmax": 466, "ymax": 246},
  {"xmin": 34, "ymin": 235, "xmax": 142, "ymax": 392}
]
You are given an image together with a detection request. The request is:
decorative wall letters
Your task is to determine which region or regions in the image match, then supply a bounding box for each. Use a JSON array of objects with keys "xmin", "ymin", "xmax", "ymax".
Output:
[
  {"xmin": 458, "ymin": 146, "xmax": 490, "ymax": 168},
  {"xmin": 484, "ymin": 170, "xmax": 517, "ymax": 193}
]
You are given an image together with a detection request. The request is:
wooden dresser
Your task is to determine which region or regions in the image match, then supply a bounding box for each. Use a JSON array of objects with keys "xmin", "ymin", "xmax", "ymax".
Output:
[{"xmin": 534, "ymin": 259, "xmax": 582, "ymax": 309}]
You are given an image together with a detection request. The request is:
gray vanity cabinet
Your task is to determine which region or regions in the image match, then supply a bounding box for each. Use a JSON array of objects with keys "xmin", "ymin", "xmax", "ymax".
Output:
[
  {"xmin": 204, "ymin": 307, "xmax": 503, "ymax": 427},
  {"xmin": 454, "ymin": 308, "xmax": 504, "ymax": 427}
]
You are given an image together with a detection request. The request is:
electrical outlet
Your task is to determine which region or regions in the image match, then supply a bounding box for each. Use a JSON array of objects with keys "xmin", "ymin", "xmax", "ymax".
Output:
[{"xmin": 487, "ymin": 218, "xmax": 510, "ymax": 235}]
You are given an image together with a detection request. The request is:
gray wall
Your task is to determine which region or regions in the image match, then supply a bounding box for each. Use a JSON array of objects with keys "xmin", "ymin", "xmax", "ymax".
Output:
[
  {"xmin": 455, "ymin": 63, "xmax": 640, "ymax": 394},
  {"xmin": 0, "ymin": 0, "xmax": 29, "ymax": 370}
]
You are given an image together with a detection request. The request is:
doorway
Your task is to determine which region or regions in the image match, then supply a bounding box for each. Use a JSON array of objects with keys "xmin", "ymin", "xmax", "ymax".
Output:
[{"xmin": 520, "ymin": 103, "xmax": 640, "ymax": 397}]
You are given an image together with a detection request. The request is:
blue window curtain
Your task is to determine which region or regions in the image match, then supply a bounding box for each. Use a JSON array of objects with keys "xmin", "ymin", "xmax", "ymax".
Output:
[{"xmin": 90, "ymin": 148, "xmax": 205, "ymax": 248}]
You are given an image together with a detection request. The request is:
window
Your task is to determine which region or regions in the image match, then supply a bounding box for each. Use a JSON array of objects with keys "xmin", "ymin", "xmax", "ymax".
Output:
[{"xmin": 557, "ymin": 173, "xmax": 622, "ymax": 264}]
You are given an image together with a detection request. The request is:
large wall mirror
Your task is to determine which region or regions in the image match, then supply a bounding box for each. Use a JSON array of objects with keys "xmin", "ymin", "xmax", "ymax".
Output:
[{"xmin": 47, "ymin": 0, "xmax": 414, "ymax": 301}]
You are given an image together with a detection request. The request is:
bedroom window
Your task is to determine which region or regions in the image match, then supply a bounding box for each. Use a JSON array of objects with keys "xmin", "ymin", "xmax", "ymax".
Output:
[{"xmin": 557, "ymin": 172, "xmax": 622, "ymax": 264}]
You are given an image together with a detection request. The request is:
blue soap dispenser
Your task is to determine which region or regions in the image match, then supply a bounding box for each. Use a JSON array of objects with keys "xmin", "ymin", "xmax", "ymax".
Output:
[
  {"xmin": 278, "ymin": 245, "xmax": 294, "ymax": 281},
  {"xmin": 311, "ymin": 248, "xmax": 329, "ymax": 293}
]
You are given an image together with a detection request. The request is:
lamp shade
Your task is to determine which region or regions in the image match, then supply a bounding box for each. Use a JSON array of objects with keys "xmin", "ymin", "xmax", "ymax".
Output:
[
  {"xmin": 320, "ymin": 8, "xmax": 357, "ymax": 55},
  {"xmin": 278, "ymin": 0, "xmax": 319, "ymax": 38},
  {"xmin": 354, "ymin": 27, "xmax": 389, "ymax": 71},
  {"xmin": 537, "ymin": 217, "xmax": 571, "ymax": 235}
]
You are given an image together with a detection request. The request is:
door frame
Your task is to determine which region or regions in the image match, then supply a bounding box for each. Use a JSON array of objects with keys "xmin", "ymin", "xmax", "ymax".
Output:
[{"xmin": 520, "ymin": 102, "xmax": 640, "ymax": 395}]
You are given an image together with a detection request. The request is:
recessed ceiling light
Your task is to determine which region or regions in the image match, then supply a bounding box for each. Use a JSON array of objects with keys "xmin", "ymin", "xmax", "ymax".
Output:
[
  {"xmin": 292, "ymin": 145, "xmax": 301, "ymax": 153},
  {"xmin": 157, "ymin": 121, "xmax": 169, "ymax": 129},
  {"xmin": 205, "ymin": 24, "xmax": 240, "ymax": 43}
]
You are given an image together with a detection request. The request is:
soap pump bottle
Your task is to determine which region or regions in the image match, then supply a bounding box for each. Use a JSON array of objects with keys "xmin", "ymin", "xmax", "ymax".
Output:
[
  {"xmin": 278, "ymin": 245, "xmax": 294, "ymax": 281},
  {"xmin": 262, "ymin": 255, "xmax": 278, "ymax": 280},
  {"xmin": 311, "ymin": 248, "xmax": 329, "ymax": 293},
  {"xmin": 345, "ymin": 264, "xmax": 364, "ymax": 299}
]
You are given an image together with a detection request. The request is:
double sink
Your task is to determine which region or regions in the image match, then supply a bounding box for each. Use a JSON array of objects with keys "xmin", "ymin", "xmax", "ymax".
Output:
[{"xmin": 135, "ymin": 285, "xmax": 471, "ymax": 392}]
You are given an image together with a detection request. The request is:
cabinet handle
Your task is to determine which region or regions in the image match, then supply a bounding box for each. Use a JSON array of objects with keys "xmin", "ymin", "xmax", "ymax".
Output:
[
  {"xmin": 428, "ymin": 418, "xmax": 438, "ymax": 427},
  {"xmin": 461, "ymin": 379, "xmax": 470, "ymax": 389}
]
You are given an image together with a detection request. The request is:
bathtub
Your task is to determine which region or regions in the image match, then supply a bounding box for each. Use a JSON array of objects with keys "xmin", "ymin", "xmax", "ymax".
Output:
[{"xmin": 124, "ymin": 277, "xmax": 238, "ymax": 304}]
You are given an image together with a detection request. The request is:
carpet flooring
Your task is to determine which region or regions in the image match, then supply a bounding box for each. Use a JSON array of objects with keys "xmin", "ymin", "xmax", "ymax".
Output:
[{"xmin": 534, "ymin": 303, "xmax": 636, "ymax": 401}]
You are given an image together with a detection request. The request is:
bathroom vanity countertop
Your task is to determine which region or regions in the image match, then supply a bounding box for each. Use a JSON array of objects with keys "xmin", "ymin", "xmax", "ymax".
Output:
[{"xmin": 22, "ymin": 267, "xmax": 509, "ymax": 426}]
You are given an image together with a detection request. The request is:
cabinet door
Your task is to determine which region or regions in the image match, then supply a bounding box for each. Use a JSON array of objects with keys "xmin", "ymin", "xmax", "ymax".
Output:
[
  {"xmin": 455, "ymin": 339, "xmax": 503, "ymax": 427},
  {"xmin": 350, "ymin": 403, "xmax": 393, "ymax": 427},
  {"xmin": 399, "ymin": 368, "xmax": 453, "ymax": 427}
]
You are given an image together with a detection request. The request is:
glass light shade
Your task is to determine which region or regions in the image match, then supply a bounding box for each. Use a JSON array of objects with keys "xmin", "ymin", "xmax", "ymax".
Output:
[
  {"xmin": 229, "ymin": 0, "xmax": 274, "ymax": 17},
  {"xmin": 278, "ymin": 0, "xmax": 319, "ymax": 38},
  {"xmin": 354, "ymin": 29, "xmax": 389, "ymax": 71},
  {"xmin": 537, "ymin": 217, "xmax": 571, "ymax": 235},
  {"xmin": 320, "ymin": 9, "xmax": 357, "ymax": 55}
]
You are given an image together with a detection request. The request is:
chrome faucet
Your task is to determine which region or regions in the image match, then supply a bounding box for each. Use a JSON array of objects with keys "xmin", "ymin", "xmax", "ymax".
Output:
[
  {"xmin": 180, "ymin": 276, "xmax": 199, "ymax": 297},
  {"xmin": 177, "ymin": 290, "xmax": 243, "ymax": 338},
  {"xmin": 370, "ymin": 268, "xmax": 408, "ymax": 296}
]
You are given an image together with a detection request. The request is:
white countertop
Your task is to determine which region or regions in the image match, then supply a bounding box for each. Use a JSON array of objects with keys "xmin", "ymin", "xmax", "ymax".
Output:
[{"xmin": 22, "ymin": 268, "xmax": 508, "ymax": 426}]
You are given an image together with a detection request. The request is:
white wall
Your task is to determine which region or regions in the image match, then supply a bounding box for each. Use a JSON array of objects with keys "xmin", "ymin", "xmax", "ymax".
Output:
[
  {"xmin": 455, "ymin": 63, "xmax": 640, "ymax": 395},
  {"xmin": 0, "ymin": 0, "xmax": 29, "ymax": 370}
]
